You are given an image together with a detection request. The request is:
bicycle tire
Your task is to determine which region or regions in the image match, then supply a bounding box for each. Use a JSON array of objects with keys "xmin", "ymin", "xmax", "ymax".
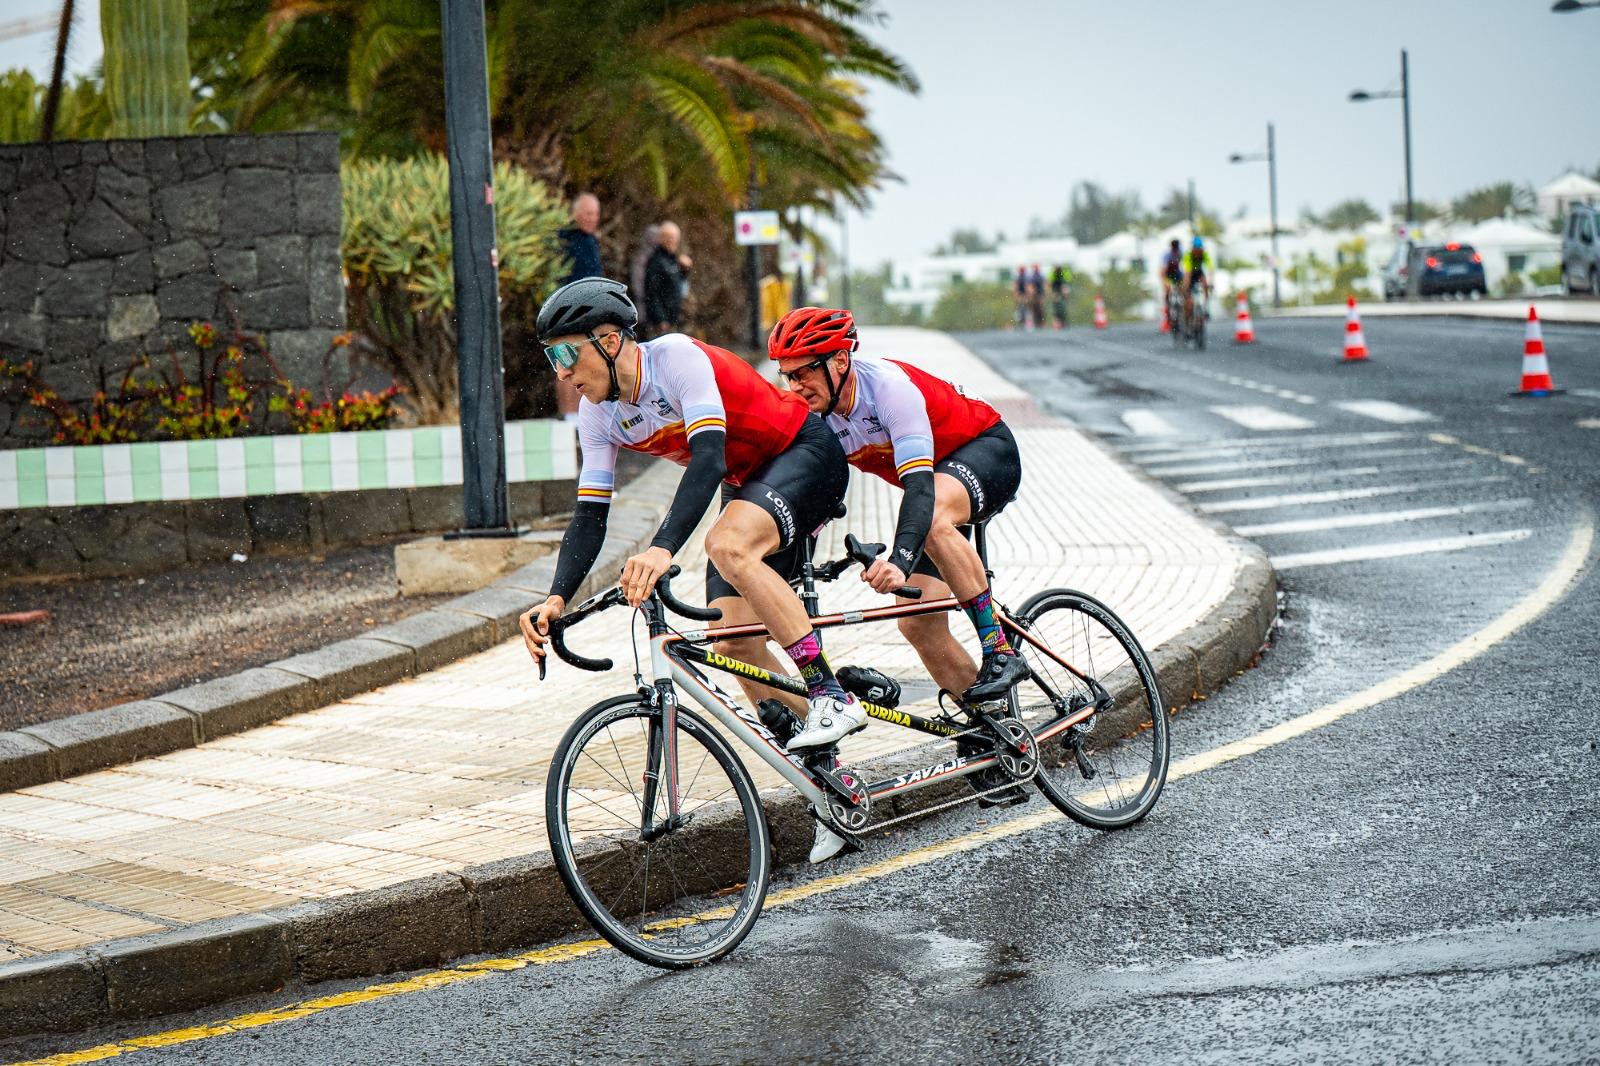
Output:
[
  {"xmin": 546, "ymin": 694, "xmax": 772, "ymax": 969},
  {"xmin": 1004, "ymin": 588, "xmax": 1169, "ymax": 830}
]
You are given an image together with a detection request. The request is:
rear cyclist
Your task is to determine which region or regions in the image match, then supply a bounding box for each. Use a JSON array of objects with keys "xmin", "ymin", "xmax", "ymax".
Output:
[
  {"xmin": 1183, "ymin": 236, "xmax": 1212, "ymax": 328},
  {"xmin": 768, "ymin": 307, "xmax": 1028, "ymax": 708}
]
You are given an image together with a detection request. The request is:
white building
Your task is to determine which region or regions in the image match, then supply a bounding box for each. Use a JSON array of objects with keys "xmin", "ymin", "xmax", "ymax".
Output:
[{"xmin": 1537, "ymin": 172, "xmax": 1600, "ymax": 222}]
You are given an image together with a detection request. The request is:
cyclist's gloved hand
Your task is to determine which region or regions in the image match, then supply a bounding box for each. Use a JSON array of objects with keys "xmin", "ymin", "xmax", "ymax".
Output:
[
  {"xmin": 621, "ymin": 546, "xmax": 673, "ymax": 608},
  {"xmin": 521, "ymin": 596, "xmax": 565, "ymax": 667},
  {"xmin": 861, "ymin": 558, "xmax": 909, "ymax": 595}
]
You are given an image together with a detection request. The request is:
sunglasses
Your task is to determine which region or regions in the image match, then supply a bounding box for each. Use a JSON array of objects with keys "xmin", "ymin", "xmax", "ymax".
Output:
[
  {"xmin": 777, "ymin": 355, "xmax": 834, "ymax": 385},
  {"xmin": 543, "ymin": 331, "xmax": 621, "ymax": 373}
]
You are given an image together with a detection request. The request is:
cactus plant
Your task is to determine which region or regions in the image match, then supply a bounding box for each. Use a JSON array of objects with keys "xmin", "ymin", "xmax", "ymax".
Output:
[{"xmin": 100, "ymin": 0, "xmax": 190, "ymax": 137}]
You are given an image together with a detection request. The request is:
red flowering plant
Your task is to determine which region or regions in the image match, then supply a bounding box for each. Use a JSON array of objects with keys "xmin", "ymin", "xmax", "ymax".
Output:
[{"xmin": 0, "ymin": 356, "xmax": 159, "ymax": 445}]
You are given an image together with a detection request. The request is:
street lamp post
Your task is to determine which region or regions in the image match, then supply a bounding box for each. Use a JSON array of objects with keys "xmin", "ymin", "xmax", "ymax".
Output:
[
  {"xmin": 1350, "ymin": 48, "xmax": 1414, "ymax": 230},
  {"xmin": 440, "ymin": 0, "xmax": 510, "ymax": 533},
  {"xmin": 1229, "ymin": 121, "xmax": 1281, "ymax": 307},
  {"xmin": 1551, "ymin": 1, "xmax": 1600, "ymax": 10}
]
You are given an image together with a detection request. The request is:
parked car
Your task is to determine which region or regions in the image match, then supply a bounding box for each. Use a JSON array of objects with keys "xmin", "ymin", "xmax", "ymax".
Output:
[
  {"xmin": 1381, "ymin": 239, "xmax": 1417, "ymax": 301},
  {"xmin": 1561, "ymin": 204, "xmax": 1599, "ymax": 296},
  {"xmin": 1413, "ymin": 242, "xmax": 1487, "ymax": 298}
]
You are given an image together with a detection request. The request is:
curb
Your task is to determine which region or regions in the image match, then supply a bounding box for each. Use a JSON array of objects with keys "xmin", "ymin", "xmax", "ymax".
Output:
[
  {"xmin": 0, "ymin": 463, "xmax": 680, "ymax": 794},
  {"xmin": 0, "ymin": 495, "xmax": 1278, "ymax": 1046}
]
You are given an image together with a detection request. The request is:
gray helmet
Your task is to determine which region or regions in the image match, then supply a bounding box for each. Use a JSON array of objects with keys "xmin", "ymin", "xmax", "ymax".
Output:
[{"xmin": 536, "ymin": 277, "xmax": 638, "ymax": 341}]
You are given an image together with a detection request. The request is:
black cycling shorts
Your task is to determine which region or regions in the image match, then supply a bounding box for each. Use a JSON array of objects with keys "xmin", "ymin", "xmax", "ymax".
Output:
[
  {"xmin": 705, "ymin": 413, "xmax": 848, "ymax": 603},
  {"xmin": 911, "ymin": 420, "xmax": 1023, "ymax": 580}
]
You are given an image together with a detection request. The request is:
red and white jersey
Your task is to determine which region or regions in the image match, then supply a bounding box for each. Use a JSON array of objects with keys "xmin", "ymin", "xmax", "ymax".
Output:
[
  {"xmin": 575, "ymin": 333, "xmax": 809, "ymax": 501},
  {"xmin": 826, "ymin": 356, "xmax": 1001, "ymax": 487}
]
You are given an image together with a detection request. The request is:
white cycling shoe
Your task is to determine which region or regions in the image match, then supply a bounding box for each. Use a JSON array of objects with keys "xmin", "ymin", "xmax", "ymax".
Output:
[
  {"xmin": 810, "ymin": 821, "xmax": 848, "ymax": 863},
  {"xmin": 786, "ymin": 693, "xmax": 868, "ymax": 750}
]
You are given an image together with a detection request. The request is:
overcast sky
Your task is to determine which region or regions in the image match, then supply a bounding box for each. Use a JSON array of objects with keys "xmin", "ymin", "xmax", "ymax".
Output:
[
  {"xmin": 843, "ymin": 0, "xmax": 1600, "ymax": 265},
  {"xmin": 6, "ymin": 0, "xmax": 1596, "ymax": 269}
]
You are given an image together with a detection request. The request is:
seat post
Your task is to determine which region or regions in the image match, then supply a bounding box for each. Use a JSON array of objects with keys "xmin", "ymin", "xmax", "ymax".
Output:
[{"xmin": 799, "ymin": 535, "xmax": 821, "ymax": 620}]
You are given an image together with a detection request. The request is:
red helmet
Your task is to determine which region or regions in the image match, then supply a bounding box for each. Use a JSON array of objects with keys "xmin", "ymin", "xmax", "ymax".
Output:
[{"xmin": 768, "ymin": 307, "xmax": 857, "ymax": 361}]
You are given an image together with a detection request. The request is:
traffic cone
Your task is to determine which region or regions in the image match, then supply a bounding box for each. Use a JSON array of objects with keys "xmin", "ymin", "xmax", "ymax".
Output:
[
  {"xmin": 1233, "ymin": 292, "xmax": 1256, "ymax": 344},
  {"xmin": 1159, "ymin": 300, "xmax": 1171, "ymax": 333},
  {"xmin": 1341, "ymin": 295, "xmax": 1368, "ymax": 362},
  {"xmin": 1093, "ymin": 294, "xmax": 1108, "ymax": 330},
  {"xmin": 1512, "ymin": 306, "xmax": 1561, "ymax": 396}
]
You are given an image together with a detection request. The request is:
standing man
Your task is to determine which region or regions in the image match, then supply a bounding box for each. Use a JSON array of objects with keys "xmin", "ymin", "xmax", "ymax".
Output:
[
  {"xmin": 1013, "ymin": 265, "xmax": 1030, "ymax": 329},
  {"xmin": 1048, "ymin": 264, "xmax": 1071, "ymax": 329},
  {"xmin": 554, "ymin": 193, "xmax": 605, "ymax": 420},
  {"xmin": 644, "ymin": 221, "xmax": 693, "ymax": 338},
  {"xmin": 1027, "ymin": 263, "xmax": 1046, "ymax": 331}
]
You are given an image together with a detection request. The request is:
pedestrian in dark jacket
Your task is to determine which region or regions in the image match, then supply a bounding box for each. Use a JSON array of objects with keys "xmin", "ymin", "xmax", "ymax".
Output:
[
  {"xmin": 643, "ymin": 221, "xmax": 692, "ymax": 337},
  {"xmin": 557, "ymin": 193, "xmax": 603, "ymax": 284}
]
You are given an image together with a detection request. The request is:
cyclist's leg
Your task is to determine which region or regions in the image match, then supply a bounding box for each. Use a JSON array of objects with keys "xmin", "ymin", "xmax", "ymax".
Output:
[
  {"xmin": 900, "ymin": 542, "xmax": 977, "ymax": 695},
  {"xmin": 705, "ymin": 551, "xmax": 808, "ymax": 718}
]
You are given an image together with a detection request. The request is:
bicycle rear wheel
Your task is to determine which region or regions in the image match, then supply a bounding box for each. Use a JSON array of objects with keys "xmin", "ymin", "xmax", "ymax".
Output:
[
  {"xmin": 1004, "ymin": 589, "xmax": 1169, "ymax": 830},
  {"xmin": 546, "ymin": 694, "xmax": 771, "ymax": 968}
]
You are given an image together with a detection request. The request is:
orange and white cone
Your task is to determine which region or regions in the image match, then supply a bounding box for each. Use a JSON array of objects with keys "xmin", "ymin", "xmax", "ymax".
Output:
[
  {"xmin": 1093, "ymin": 294, "xmax": 1108, "ymax": 330},
  {"xmin": 1342, "ymin": 295, "xmax": 1368, "ymax": 362},
  {"xmin": 1234, "ymin": 292, "xmax": 1256, "ymax": 344},
  {"xmin": 1513, "ymin": 306, "xmax": 1559, "ymax": 396}
]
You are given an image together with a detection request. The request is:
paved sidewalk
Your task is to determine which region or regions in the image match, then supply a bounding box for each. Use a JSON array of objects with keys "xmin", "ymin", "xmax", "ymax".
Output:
[{"xmin": 0, "ymin": 328, "xmax": 1267, "ymax": 1031}]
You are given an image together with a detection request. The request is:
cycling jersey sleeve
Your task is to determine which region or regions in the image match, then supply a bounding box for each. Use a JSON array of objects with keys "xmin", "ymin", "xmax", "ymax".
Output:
[
  {"xmin": 550, "ymin": 406, "xmax": 620, "ymax": 603},
  {"xmin": 650, "ymin": 338, "xmax": 729, "ymax": 554},
  {"xmin": 651, "ymin": 428, "xmax": 726, "ymax": 554},
  {"xmin": 874, "ymin": 366, "xmax": 938, "ymax": 569}
]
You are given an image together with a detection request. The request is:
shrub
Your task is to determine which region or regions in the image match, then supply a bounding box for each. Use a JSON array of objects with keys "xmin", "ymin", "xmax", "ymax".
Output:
[
  {"xmin": 1529, "ymin": 264, "xmax": 1563, "ymax": 288},
  {"xmin": 927, "ymin": 282, "xmax": 1015, "ymax": 332},
  {"xmin": 1499, "ymin": 273, "xmax": 1526, "ymax": 298},
  {"xmin": 342, "ymin": 154, "xmax": 570, "ymax": 424}
]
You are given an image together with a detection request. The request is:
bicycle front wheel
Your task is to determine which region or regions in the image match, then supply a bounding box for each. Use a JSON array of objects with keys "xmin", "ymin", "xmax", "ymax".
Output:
[
  {"xmin": 546, "ymin": 694, "xmax": 772, "ymax": 969},
  {"xmin": 1005, "ymin": 589, "xmax": 1169, "ymax": 830}
]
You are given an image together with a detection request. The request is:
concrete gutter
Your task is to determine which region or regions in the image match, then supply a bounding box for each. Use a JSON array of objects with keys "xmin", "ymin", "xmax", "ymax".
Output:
[
  {"xmin": 0, "ymin": 464, "xmax": 680, "ymax": 794},
  {"xmin": 0, "ymin": 492, "xmax": 1277, "ymax": 1044}
]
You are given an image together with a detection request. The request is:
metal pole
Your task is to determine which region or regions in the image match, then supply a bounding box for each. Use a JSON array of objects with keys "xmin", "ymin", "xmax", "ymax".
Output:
[
  {"xmin": 440, "ymin": 0, "xmax": 509, "ymax": 533},
  {"xmin": 746, "ymin": 168, "xmax": 762, "ymax": 351},
  {"xmin": 1267, "ymin": 122, "xmax": 1281, "ymax": 308},
  {"xmin": 1401, "ymin": 48, "xmax": 1414, "ymax": 228},
  {"xmin": 1187, "ymin": 178, "xmax": 1195, "ymax": 236}
]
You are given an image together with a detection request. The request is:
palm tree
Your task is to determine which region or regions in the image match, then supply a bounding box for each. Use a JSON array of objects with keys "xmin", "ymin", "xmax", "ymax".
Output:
[
  {"xmin": 1449, "ymin": 182, "xmax": 1536, "ymax": 224},
  {"xmin": 40, "ymin": 0, "xmax": 75, "ymax": 142}
]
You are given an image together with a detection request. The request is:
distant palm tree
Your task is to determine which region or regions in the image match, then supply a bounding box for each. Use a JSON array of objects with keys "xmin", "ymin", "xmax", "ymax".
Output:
[
  {"xmin": 39, "ymin": 0, "xmax": 75, "ymax": 142},
  {"xmin": 1449, "ymin": 182, "xmax": 1536, "ymax": 224}
]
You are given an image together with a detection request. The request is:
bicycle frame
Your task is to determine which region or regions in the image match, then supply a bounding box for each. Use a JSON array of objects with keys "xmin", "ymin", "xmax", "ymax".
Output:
[{"xmin": 642, "ymin": 595, "xmax": 1107, "ymax": 829}]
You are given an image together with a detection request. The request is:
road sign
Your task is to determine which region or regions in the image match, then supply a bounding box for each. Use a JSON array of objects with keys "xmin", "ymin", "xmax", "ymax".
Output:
[{"xmin": 734, "ymin": 210, "xmax": 781, "ymax": 246}]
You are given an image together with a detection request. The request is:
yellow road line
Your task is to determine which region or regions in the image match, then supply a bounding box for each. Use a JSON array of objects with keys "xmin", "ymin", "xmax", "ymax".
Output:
[{"xmin": 13, "ymin": 511, "xmax": 1592, "ymax": 1066}]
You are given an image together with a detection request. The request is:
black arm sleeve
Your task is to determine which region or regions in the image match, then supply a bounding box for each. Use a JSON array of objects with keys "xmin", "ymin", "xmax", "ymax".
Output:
[
  {"xmin": 549, "ymin": 500, "xmax": 610, "ymax": 603},
  {"xmin": 890, "ymin": 469, "xmax": 935, "ymax": 573},
  {"xmin": 651, "ymin": 428, "xmax": 727, "ymax": 554}
]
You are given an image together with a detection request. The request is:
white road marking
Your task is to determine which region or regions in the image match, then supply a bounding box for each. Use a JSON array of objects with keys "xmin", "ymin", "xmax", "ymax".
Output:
[
  {"xmin": 1578, "ymin": 418, "xmax": 1600, "ymax": 430},
  {"xmin": 1569, "ymin": 388, "xmax": 1600, "ymax": 401},
  {"xmin": 1234, "ymin": 498, "xmax": 1534, "ymax": 537},
  {"xmin": 1144, "ymin": 446, "xmax": 1438, "ymax": 478},
  {"xmin": 1123, "ymin": 430, "xmax": 1410, "ymax": 461},
  {"xmin": 1270, "ymin": 529, "xmax": 1533, "ymax": 570},
  {"xmin": 1336, "ymin": 400, "xmax": 1437, "ymax": 424},
  {"xmin": 1176, "ymin": 458, "xmax": 1473, "ymax": 494},
  {"xmin": 1198, "ymin": 475, "xmax": 1511, "ymax": 513},
  {"xmin": 1209, "ymin": 405, "xmax": 1318, "ymax": 431},
  {"xmin": 1121, "ymin": 409, "xmax": 1181, "ymax": 436}
]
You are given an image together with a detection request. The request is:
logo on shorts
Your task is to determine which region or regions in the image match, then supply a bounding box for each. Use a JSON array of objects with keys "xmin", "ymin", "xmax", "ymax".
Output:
[
  {"xmin": 764, "ymin": 489, "xmax": 795, "ymax": 543},
  {"xmin": 947, "ymin": 461, "xmax": 986, "ymax": 512}
]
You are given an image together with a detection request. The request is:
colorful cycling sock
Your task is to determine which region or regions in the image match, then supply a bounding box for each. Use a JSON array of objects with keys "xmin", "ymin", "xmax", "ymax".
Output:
[
  {"xmin": 961, "ymin": 587, "xmax": 1014, "ymax": 656},
  {"xmin": 784, "ymin": 632, "xmax": 847, "ymax": 701}
]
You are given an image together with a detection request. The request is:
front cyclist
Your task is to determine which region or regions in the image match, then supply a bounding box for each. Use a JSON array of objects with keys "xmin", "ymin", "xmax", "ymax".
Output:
[
  {"xmin": 1183, "ymin": 236, "xmax": 1212, "ymax": 328},
  {"xmin": 769, "ymin": 307, "xmax": 1028, "ymax": 708},
  {"xmin": 519, "ymin": 279, "xmax": 866, "ymax": 755}
]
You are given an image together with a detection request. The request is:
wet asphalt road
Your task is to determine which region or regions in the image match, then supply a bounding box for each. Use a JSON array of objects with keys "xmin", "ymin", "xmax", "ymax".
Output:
[{"xmin": 9, "ymin": 315, "xmax": 1600, "ymax": 1065}]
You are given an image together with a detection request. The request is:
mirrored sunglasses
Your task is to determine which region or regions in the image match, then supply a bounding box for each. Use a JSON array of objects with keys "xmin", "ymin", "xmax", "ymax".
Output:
[{"xmin": 543, "ymin": 340, "xmax": 584, "ymax": 372}]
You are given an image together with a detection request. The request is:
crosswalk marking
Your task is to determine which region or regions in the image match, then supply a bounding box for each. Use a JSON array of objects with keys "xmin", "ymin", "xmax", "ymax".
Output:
[
  {"xmin": 1336, "ymin": 400, "xmax": 1436, "ymax": 424},
  {"xmin": 1199, "ymin": 475, "xmax": 1511, "ymax": 513},
  {"xmin": 1234, "ymin": 499, "xmax": 1533, "ymax": 537},
  {"xmin": 1209, "ymin": 405, "xmax": 1318, "ymax": 431},
  {"xmin": 1121, "ymin": 409, "xmax": 1181, "ymax": 436},
  {"xmin": 1143, "ymin": 446, "xmax": 1438, "ymax": 478},
  {"xmin": 1579, "ymin": 418, "xmax": 1600, "ymax": 430},
  {"xmin": 1270, "ymin": 529, "xmax": 1532, "ymax": 570},
  {"xmin": 1174, "ymin": 458, "xmax": 1474, "ymax": 494},
  {"xmin": 1121, "ymin": 430, "xmax": 1411, "ymax": 461}
]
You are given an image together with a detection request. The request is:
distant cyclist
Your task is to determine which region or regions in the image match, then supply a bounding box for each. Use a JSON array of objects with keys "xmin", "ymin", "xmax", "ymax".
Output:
[
  {"xmin": 1160, "ymin": 239, "xmax": 1183, "ymax": 324},
  {"xmin": 518, "ymin": 279, "xmax": 866, "ymax": 755},
  {"xmin": 768, "ymin": 307, "xmax": 1028, "ymax": 710},
  {"xmin": 1049, "ymin": 264, "xmax": 1072, "ymax": 329},
  {"xmin": 1183, "ymin": 236, "xmax": 1212, "ymax": 327},
  {"xmin": 1013, "ymin": 265, "xmax": 1030, "ymax": 329}
]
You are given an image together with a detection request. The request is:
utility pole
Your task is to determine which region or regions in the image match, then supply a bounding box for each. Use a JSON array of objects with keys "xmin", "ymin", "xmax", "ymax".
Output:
[
  {"xmin": 746, "ymin": 165, "xmax": 762, "ymax": 351},
  {"xmin": 840, "ymin": 201, "xmax": 851, "ymax": 311},
  {"xmin": 1187, "ymin": 178, "xmax": 1196, "ymax": 237},
  {"xmin": 1400, "ymin": 48, "xmax": 1414, "ymax": 228},
  {"xmin": 440, "ymin": 0, "xmax": 509, "ymax": 533},
  {"xmin": 1267, "ymin": 122, "xmax": 1281, "ymax": 307}
]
